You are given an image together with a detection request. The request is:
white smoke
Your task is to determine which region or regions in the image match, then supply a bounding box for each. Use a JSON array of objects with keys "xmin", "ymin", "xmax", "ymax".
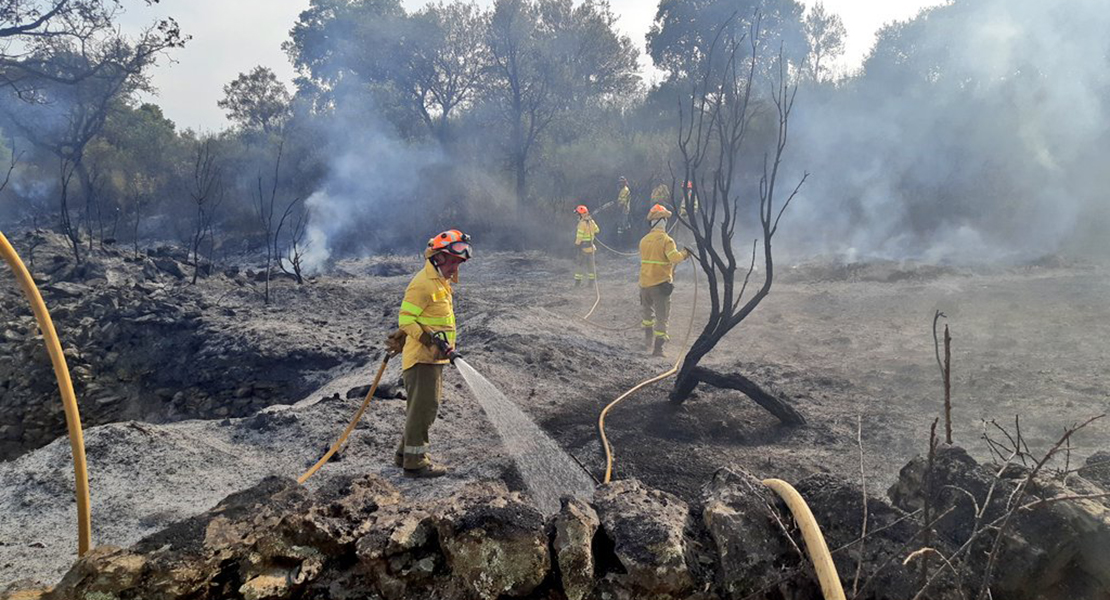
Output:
[
  {"xmin": 780, "ymin": 0, "xmax": 1110, "ymax": 263},
  {"xmin": 301, "ymin": 110, "xmax": 446, "ymax": 273}
]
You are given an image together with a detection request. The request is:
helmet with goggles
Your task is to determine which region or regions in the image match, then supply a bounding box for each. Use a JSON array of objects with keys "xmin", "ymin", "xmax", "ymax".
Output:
[{"xmin": 425, "ymin": 229, "xmax": 472, "ymax": 261}]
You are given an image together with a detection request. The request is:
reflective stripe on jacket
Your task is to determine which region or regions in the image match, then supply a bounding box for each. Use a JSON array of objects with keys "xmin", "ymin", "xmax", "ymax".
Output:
[
  {"xmin": 398, "ymin": 262, "xmax": 456, "ymax": 371},
  {"xmin": 639, "ymin": 227, "xmax": 687, "ymax": 287},
  {"xmin": 576, "ymin": 218, "xmax": 600, "ymax": 254}
]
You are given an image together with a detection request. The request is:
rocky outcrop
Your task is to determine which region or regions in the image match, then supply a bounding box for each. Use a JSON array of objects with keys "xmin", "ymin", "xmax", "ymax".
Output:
[
  {"xmin": 31, "ymin": 449, "xmax": 1110, "ymax": 600},
  {"xmin": 889, "ymin": 445, "xmax": 1110, "ymax": 600},
  {"xmin": 0, "ymin": 232, "xmax": 363, "ymax": 459}
]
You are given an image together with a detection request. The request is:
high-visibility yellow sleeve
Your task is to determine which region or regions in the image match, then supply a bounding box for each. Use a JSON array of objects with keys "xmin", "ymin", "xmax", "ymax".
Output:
[
  {"xmin": 399, "ymin": 286, "xmax": 429, "ymax": 340},
  {"xmin": 664, "ymin": 236, "xmax": 686, "ymax": 264}
]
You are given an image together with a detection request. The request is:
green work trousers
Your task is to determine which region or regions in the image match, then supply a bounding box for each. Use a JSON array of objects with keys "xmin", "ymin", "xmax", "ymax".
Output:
[
  {"xmin": 575, "ymin": 247, "xmax": 597, "ymax": 282},
  {"xmin": 640, "ymin": 282, "xmax": 674, "ymax": 340},
  {"xmin": 395, "ymin": 363, "xmax": 444, "ymax": 470}
]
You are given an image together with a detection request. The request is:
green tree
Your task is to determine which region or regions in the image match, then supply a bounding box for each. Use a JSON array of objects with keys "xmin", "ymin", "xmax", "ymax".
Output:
[
  {"xmin": 409, "ymin": 2, "xmax": 490, "ymax": 140},
  {"xmin": 647, "ymin": 0, "xmax": 807, "ymax": 84},
  {"xmin": 485, "ymin": 0, "xmax": 638, "ymax": 203},
  {"xmin": 218, "ymin": 66, "xmax": 292, "ymax": 134},
  {"xmin": 803, "ymin": 1, "xmax": 846, "ymax": 82}
]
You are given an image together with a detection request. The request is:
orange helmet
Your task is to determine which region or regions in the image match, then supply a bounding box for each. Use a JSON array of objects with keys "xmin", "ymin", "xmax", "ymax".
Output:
[
  {"xmin": 647, "ymin": 204, "xmax": 673, "ymax": 221},
  {"xmin": 425, "ymin": 229, "xmax": 472, "ymax": 260},
  {"xmin": 575, "ymin": 205, "xmax": 589, "ymax": 216},
  {"xmin": 684, "ymin": 180, "xmax": 694, "ymax": 189}
]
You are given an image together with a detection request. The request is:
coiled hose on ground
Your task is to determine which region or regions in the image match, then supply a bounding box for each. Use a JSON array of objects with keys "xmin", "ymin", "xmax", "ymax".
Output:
[{"xmin": 0, "ymin": 230, "xmax": 92, "ymax": 557}]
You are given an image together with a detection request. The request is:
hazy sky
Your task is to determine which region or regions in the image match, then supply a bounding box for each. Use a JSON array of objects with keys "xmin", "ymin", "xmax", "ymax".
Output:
[{"xmin": 120, "ymin": 0, "xmax": 945, "ymax": 132}]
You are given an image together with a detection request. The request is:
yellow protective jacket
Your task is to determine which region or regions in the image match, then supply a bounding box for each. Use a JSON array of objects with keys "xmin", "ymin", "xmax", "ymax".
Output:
[
  {"xmin": 651, "ymin": 184, "xmax": 670, "ymax": 206},
  {"xmin": 639, "ymin": 227, "xmax": 688, "ymax": 287},
  {"xmin": 397, "ymin": 262, "xmax": 456, "ymax": 371},
  {"xmin": 617, "ymin": 186, "xmax": 631, "ymax": 215},
  {"xmin": 576, "ymin": 218, "xmax": 600, "ymax": 254}
]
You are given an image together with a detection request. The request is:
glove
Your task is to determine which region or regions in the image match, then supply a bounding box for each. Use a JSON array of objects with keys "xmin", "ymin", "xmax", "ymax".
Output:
[
  {"xmin": 385, "ymin": 328, "xmax": 406, "ymax": 355},
  {"xmin": 683, "ymin": 246, "xmax": 694, "ymax": 260}
]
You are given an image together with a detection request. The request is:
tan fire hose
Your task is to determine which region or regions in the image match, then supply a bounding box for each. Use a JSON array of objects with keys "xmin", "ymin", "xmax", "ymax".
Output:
[
  {"xmin": 578, "ymin": 238, "xmax": 641, "ymax": 331},
  {"xmin": 763, "ymin": 478, "xmax": 848, "ymax": 600},
  {"xmin": 0, "ymin": 231, "xmax": 92, "ymax": 556},
  {"xmin": 297, "ymin": 352, "xmax": 396, "ymax": 484}
]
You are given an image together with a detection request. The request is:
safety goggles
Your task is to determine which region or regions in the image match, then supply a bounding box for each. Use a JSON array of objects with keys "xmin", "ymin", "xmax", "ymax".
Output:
[{"xmin": 445, "ymin": 240, "xmax": 472, "ymax": 261}]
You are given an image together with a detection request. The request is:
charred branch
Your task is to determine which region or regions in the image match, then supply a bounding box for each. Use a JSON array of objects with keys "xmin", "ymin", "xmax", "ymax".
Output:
[{"xmin": 687, "ymin": 366, "xmax": 805, "ymax": 426}]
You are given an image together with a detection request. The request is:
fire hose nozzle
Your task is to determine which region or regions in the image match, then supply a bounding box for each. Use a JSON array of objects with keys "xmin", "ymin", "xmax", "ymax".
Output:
[{"xmin": 431, "ymin": 331, "xmax": 461, "ymax": 365}]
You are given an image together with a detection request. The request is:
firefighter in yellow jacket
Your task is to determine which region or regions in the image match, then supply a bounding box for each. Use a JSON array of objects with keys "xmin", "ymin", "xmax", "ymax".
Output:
[
  {"xmin": 640, "ymin": 204, "xmax": 690, "ymax": 356},
  {"xmin": 574, "ymin": 205, "xmax": 600, "ymax": 286},
  {"xmin": 385, "ymin": 229, "xmax": 471, "ymax": 478},
  {"xmin": 616, "ymin": 176, "xmax": 632, "ymax": 234}
]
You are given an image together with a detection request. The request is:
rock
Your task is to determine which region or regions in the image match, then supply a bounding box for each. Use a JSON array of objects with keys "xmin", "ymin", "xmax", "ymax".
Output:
[
  {"xmin": 294, "ymin": 474, "xmax": 404, "ymax": 549},
  {"xmin": 593, "ymin": 478, "xmax": 694, "ymax": 598},
  {"xmin": 889, "ymin": 445, "xmax": 1110, "ymax": 599},
  {"xmin": 1079, "ymin": 451, "xmax": 1110, "ymax": 489},
  {"xmin": 239, "ymin": 567, "xmax": 294, "ymax": 600},
  {"xmin": 153, "ymin": 257, "xmax": 186, "ymax": 279},
  {"xmin": 46, "ymin": 281, "xmax": 89, "ymax": 297},
  {"xmin": 347, "ymin": 382, "xmax": 404, "ymax": 400},
  {"xmin": 434, "ymin": 482, "xmax": 550, "ymax": 600},
  {"xmin": 552, "ymin": 497, "xmax": 599, "ymax": 600},
  {"xmin": 355, "ymin": 506, "xmax": 439, "ymax": 600},
  {"xmin": 701, "ymin": 468, "xmax": 795, "ymax": 599},
  {"xmin": 46, "ymin": 546, "xmax": 147, "ymax": 599},
  {"xmin": 795, "ymin": 472, "xmax": 958, "ymax": 600}
]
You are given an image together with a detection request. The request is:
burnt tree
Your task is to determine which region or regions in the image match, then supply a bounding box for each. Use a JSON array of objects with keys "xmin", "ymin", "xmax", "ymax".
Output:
[
  {"xmin": 188, "ymin": 139, "xmax": 222, "ymax": 284},
  {"xmin": 668, "ymin": 14, "xmax": 807, "ymax": 426}
]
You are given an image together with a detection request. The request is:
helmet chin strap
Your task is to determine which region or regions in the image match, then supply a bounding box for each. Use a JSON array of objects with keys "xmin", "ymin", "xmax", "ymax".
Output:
[{"xmin": 430, "ymin": 254, "xmax": 460, "ymax": 282}]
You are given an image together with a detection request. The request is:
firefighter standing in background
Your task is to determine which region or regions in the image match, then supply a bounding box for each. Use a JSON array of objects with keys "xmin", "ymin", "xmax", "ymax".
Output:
[
  {"xmin": 385, "ymin": 229, "xmax": 471, "ymax": 478},
  {"xmin": 574, "ymin": 204, "xmax": 600, "ymax": 286},
  {"xmin": 639, "ymin": 204, "xmax": 690, "ymax": 356},
  {"xmin": 617, "ymin": 176, "xmax": 632, "ymax": 235},
  {"xmin": 650, "ymin": 183, "xmax": 670, "ymax": 210}
]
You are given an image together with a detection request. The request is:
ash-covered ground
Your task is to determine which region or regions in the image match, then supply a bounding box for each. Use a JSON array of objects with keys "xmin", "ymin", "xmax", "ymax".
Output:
[{"xmin": 2, "ymin": 235, "xmax": 1108, "ymax": 588}]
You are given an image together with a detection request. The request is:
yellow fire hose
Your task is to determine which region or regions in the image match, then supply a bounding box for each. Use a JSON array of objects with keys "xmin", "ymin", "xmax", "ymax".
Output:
[
  {"xmin": 0, "ymin": 231, "xmax": 92, "ymax": 557},
  {"xmin": 578, "ymin": 239, "xmax": 640, "ymax": 331},
  {"xmin": 763, "ymin": 478, "xmax": 848, "ymax": 600},
  {"xmin": 598, "ymin": 260, "xmax": 698, "ymax": 484},
  {"xmin": 297, "ymin": 352, "xmax": 396, "ymax": 484},
  {"xmin": 591, "ymin": 256, "xmax": 845, "ymax": 600}
]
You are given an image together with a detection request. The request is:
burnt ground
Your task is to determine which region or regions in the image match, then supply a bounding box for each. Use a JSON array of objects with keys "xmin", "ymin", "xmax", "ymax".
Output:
[
  {"xmin": 2, "ymin": 241, "xmax": 1109, "ymax": 588},
  {"xmin": 458, "ymin": 250, "xmax": 1110, "ymax": 501}
]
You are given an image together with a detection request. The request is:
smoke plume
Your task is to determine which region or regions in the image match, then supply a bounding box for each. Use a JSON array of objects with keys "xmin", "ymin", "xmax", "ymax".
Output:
[{"xmin": 781, "ymin": 0, "xmax": 1110, "ymax": 263}]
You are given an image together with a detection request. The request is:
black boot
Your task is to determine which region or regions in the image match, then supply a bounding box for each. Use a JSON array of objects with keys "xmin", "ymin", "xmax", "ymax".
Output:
[
  {"xmin": 643, "ymin": 327, "xmax": 654, "ymax": 351},
  {"xmin": 575, "ymin": 279, "xmax": 582, "ymax": 287},
  {"xmin": 653, "ymin": 336, "xmax": 666, "ymax": 357}
]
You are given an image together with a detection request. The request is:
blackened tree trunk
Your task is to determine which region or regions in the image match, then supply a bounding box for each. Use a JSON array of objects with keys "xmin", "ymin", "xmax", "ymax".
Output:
[{"xmin": 667, "ymin": 13, "xmax": 808, "ymax": 425}]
